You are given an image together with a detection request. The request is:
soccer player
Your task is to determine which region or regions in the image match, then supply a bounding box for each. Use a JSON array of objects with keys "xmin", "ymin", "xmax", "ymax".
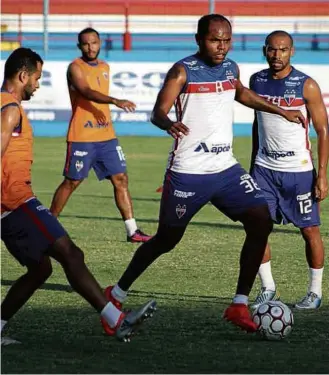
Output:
[
  {"xmin": 1, "ymin": 48, "xmax": 156, "ymax": 346},
  {"xmin": 99, "ymin": 15, "xmax": 307, "ymax": 334},
  {"xmin": 249, "ymin": 31, "xmax": 328, "ymax": 310},
  {"xmin": 49, "ymin": 28, "xmax": 151, "ymax": 243}
]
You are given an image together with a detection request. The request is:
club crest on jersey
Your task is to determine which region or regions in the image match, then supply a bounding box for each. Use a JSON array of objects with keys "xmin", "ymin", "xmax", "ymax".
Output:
[
  {"xmin": 102, "ymin": 72, "xmax": 109, "ymax": 80},
  {"xmin": 176, "ymin": 204, "xmax": 186, "ymax": 219},
  {"xmin": 226, "ymin": 71, "xmax": 235, "ymax": 87},
  {"xmin": 283, "ymin": 90, "xmax": 296, "ymax": 107},
  {"xmin": 75, "ymin": 160, "xmax": 84, "ymax": 172}
]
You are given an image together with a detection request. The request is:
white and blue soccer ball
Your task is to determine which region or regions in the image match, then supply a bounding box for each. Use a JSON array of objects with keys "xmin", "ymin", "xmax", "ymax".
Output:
[{"xmin": 252, "ymin": 301, "xmax": 294, "ymax": 341}]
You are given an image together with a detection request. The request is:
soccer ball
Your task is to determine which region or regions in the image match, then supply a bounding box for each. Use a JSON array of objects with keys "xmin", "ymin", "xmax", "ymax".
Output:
[{"xmin": 252, "ymin": 301, "xmax": 294, "ymax": 341}]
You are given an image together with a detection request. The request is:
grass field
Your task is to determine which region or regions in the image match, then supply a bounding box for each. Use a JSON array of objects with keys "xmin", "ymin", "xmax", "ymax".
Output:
[{"xmin": 1, "ymin": 136, "xmax": 329, "ymax": 374}]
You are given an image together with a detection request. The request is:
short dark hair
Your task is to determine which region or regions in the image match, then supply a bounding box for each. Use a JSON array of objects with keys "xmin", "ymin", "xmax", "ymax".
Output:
[
  {"xmin": 4, "ymin": 47, "xmax": 43, "ymax": 79},
  {"xmin": 197, "ymin": 14, "xmax": 231, "ymax": 38},
  {"xmin": 78, "ymin": 27, "xmax": 100, "ymax": 44},
  {"xmin": 265, "ymin": 30, "xmax": 294, "ymax": 46}
]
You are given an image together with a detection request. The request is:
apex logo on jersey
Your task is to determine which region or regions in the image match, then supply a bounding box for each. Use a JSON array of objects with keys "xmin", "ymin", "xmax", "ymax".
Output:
[
  {"xmin": 262, "ymin": 147, "xmax": 295, "ymax": 159},
  {"xmin": 176, "ymin": 204, "xmax": 186, "ymax": 219},
  {"xmin": 75, "ymin": 160, "xmax": 84, "ymax": 172},
  {"xmin": 84, "ymin": 120, "xmax": 110, "ymax": 129},
  {"xmin": 283, "ymin": 90, "xmax": 296, "ymax": 106},
  {"xmin": 194, "ymin": 142, "xmax": 231, "ymax": 155}
]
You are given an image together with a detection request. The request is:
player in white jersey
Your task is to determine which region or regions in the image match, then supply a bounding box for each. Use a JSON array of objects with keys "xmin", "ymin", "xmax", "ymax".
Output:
[
  {"xmin": 250, "ymin": 31, "xmax": 328, "ymax": 310},
  {"xmin": 100, "ymin": 15, "xmax": 307, "ymax": 335}
]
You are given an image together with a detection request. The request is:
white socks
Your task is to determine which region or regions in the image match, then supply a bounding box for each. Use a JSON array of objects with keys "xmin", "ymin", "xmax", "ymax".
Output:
[
  {"xmin": 308, "ymin": 267, "xmax": 323, "ymax": 298},
  {"xmin": 233, "ymin": 294, "xmax": 248, "ymax": 305},
  {"xmin": 100, "ymin": 302, "xmax": 122, "ymax": 328},
  {"xmin": 258, "ymin": 262, "xmax": 323, "ymax": 297},
  {"xmin": 1, "ymin": 320, "xmax": 7, "ymax": 333},
  {"xmin": 124, "ymin": 218, "xmax": 138, "ymax": 237},
  {"xmin": 258, "ymin": 261, "xmax": 276, "ymax": 291},
  {"xmin": 111, "ymin": 284, "xmax": 128, "ymax": 303}
]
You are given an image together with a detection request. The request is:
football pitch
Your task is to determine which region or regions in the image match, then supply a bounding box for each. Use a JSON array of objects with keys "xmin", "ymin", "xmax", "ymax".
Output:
[{"xmin": 1, "ymin": 136, "xmax": 329, "ymax": 374}]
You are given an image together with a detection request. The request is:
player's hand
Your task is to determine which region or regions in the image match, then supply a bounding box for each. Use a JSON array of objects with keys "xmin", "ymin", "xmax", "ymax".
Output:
[
  {"xmin": 114, "ymin": 99, "xmax": 136, "ymax": 112},
  {"xmin": 315, "ymin": 175, "xmax": 328, "ymax": 201},
  {"xmin": 283, "ymin": 110, "xmax": 306, "ymax": 127},
  {"xmin": 167, "ymin": 121, "xmax": 189, "ymax": 139}
]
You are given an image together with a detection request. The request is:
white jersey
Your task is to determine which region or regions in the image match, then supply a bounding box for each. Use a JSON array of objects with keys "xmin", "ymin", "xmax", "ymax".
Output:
[
  {"xmin": 250, "ymin": 67, "xmax": 313, "ymax": 172},
  {"xmin": 167, "ymin": 55, "xmax": 238, "ymax": 174}
]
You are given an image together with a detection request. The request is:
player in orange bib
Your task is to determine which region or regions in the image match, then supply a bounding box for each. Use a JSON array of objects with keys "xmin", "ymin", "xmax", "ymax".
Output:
[
  {"xmin": 1, "ymin": 48, "xmax": 156, "ymax": 346},
  {"xmin": 49, "ymin": 28, "xmax": 151, "ymax": 243}
]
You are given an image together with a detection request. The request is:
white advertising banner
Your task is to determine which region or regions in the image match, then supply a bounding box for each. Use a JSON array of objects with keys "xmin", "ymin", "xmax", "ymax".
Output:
[{"xmin": 1, "ymin": 61, "xmax": 328, "ymax": 125}]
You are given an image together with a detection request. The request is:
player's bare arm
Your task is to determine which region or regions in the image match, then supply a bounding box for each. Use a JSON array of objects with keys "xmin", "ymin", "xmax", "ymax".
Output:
[
  {"xmin": 151, "ymin": 64, "xmax": 189, "ymax": 139},
  {"xmin": 68, "ymin": 62, "xmax": 136, "ymax": 112},
  {"xmin": 304, "ymin": 78, "xmax": 329, "ymax": 201},
  {"xmin": 250, "ymin": 115, "xmax": 259, "ymax": 173},
  {"xmin": 249, "ymin": 74, "xmax": 259, "ymax": 173},
  {"xmin": 234, "ymin": 69, "xmax": 305, "ymax": 126},
  {"xmin": 1, "ymin": 105, "xmax": 21, "ymax": 157}
]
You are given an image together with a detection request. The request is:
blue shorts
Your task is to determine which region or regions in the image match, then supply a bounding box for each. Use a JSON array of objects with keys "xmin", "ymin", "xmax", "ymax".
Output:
[
  {"xmin": 63, "ymin": 139, "xmax": 127, "ymax": 181},
  {"xmin": 251, "ymin": 164, "xmax": 320, "ymax": 228},
  {"xmin": 1, "ymin": 198, "xmax": 67, "ymax": 266},
  {"xmin": 159, "ymin": 164, "xmax": 267, "ymax": 227}
]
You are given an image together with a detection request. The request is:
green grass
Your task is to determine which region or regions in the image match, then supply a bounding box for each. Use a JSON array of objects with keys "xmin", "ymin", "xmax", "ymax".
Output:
[{"xmin": 1, "ymin": 136, "xmax": 329, "ymax": 374}]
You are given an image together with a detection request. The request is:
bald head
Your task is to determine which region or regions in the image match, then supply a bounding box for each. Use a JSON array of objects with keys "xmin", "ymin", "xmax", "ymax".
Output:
[{"xmin": 265, "ymin": 30, "xmax": 293, "ymax": 47}]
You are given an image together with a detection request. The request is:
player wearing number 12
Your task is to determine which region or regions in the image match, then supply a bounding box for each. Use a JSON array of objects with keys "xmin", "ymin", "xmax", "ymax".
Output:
[
  {"xmin": 50, "ymin": 28, "xmax": 152, "ymax": 243},
  {"xmin": 250, "ymin": 31, "xmax": 329, "ymax": 310}
]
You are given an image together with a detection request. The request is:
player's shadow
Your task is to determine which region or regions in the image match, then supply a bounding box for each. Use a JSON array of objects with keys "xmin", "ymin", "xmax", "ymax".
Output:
[
  {"xmin": 2, "ymin": 302, "xmax": 328, "ymax": 374},
  {"xmin": 79, "ymin": 194, "xmax": 162, "ymax": 203},
  {"xmin": 0, "ymin": 279, "xmax": 230, "ymax": 304},
  {"xmin": 40, "ymin": 192, "xmax": 161, "ymax": 203},
  {"xmin": 1, "ymin": 278, "xmax": 74, "ymax": 293},
  {"xmin": 60, "ymin": 213, "xmax": 310, "ymax": 236}
]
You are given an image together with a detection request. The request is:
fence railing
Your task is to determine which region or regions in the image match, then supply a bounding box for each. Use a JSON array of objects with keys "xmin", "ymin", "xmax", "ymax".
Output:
[
  {"xmin": 2, "ymin": 0, "xmax": 329, "ymax": 16},
  {"xmin": 2, "ymin": 14, "xmax": 329, "ymax": 34}
]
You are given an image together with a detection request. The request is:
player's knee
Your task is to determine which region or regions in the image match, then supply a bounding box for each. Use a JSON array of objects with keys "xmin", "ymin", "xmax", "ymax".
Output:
[
  {"xmin": 112, "ymin": 173, "xmax": 128, "ymax": 189},
  {"xmin": 28, "ymin": 257, "xmax": 53, "ymax": 282},
  {"xmin": 301, "ymin": 226, "xmax": 321, "ymax": 241},
  {"xmin": 155, "ymin": 226, "xmax": 184, "ymax": 253},
  {"xmin": 244, "ymin": 206, "xmax": 273, "ymax": 235},
  {"xmin": 39, "ymin": 260, "xmax": 53, "ymax": 281},
  {"xmin": 51, "ymin": 237, "xmax": 85, "ymax": 266},
  {"xmin": 64, "ymin": 178, "xmax": 81, "ymax": 191},
  {"xmin": 66, "ymin": 244, "xmax": 85, "ymax": 265}
]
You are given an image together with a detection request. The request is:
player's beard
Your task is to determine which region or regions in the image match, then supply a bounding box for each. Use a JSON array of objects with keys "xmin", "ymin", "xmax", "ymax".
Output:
[
  {"xmin": 83, "ymin": 49, "xmax": 100, "ymax": 62},
  {"xmin": 23, "ymin": 82, "xmax": 34, "ymax": 101}
]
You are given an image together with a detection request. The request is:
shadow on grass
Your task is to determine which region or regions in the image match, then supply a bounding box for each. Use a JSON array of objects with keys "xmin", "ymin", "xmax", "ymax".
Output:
[
  {"xmin": 1, "ymin": 280, "xmax": 229, "ymax": 304},
  {"xmin": 60, "ymin": 214, "xmax": 306, "ymax": 235},
  {"xmin": 1, "ymin": 301, "xmax": 328, "ymax": 374}
]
